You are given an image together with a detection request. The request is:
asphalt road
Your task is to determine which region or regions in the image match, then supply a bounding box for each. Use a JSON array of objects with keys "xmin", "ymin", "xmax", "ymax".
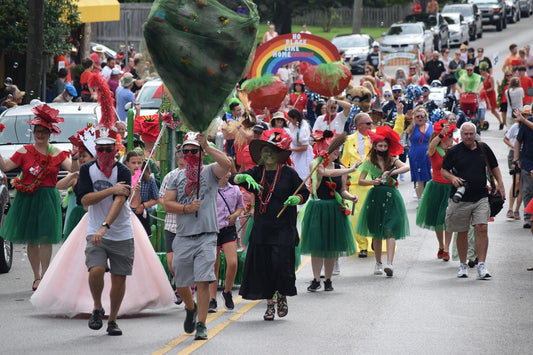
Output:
[{"xmin": 2, "ymin": 17, "xmax": 533, "ymax": 355}]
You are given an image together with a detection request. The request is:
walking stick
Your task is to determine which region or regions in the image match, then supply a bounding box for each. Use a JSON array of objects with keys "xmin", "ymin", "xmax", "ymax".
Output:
[{"xmin": 276, "ymin": 132, "xmax": 347, "ymax": 218}]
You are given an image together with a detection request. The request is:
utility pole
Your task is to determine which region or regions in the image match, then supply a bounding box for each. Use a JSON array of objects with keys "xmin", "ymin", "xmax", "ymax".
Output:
[{"xmin": 352, "ymin": 0, "xmax": 363, "ymax": 34}]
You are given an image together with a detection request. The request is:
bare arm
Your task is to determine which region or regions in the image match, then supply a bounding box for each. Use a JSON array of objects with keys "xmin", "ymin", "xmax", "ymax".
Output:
[
  {"xmin": 198, "ymin": 133, "xmax": 231, "ymax": 179},
  {"xmin": 317, "ymin": 163, "xmax": 359, "ymax": 178},
  {"xmin": 81, "ymin": 182, "xmax": 131, "ymax": 207},
  {"xmin": 56, "ymin": 172, "xmax": 78, "ymax": 190},
  {"xmin": 163, "ymin": 189, "xmax": 200, "ymax": 214},
  {"xmin": 441, "ymin": 168, "xmax": 465, "ymax": 187},
  {"xmin": 492, "ymin": 166, "xmax": 506, "ymax": 198},
  {"xmin": 340, "ymin": 174, "xmax": 357, "ymax": 202}
]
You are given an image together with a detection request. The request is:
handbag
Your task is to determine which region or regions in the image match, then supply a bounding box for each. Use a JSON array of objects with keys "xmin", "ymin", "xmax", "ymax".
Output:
[{"xmin": 478, "ymin": 142, "xmax": 504, "ymax": 217}]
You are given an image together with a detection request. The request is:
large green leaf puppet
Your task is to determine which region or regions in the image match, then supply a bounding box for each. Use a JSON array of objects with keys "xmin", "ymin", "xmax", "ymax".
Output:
[{"xmin": 143, "ymin": 0, "xmax": 259, "ymax": 132}]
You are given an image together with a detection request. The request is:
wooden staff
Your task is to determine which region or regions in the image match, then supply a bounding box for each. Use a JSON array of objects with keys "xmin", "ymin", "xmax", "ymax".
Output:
[{"xmin": 277, "ymin": 132, "xmax": 347, "ymax": 218}]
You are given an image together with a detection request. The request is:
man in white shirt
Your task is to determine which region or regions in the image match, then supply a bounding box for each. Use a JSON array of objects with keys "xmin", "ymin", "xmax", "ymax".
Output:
[
  {"xmin": 100, "ymin": 57, "xmax": 116, "ymax": 81},
  {"xmin": 312, "ymin": 98, "xmax": 352, "ymax": 133}
]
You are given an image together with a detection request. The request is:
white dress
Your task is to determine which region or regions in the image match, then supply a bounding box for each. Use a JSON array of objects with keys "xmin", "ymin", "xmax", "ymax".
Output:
[{"xmin": 288, "ymin": 120, "xmax": 314, "ymax": 180}]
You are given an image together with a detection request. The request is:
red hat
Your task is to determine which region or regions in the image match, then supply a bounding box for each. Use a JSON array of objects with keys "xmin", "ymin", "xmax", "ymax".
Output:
[
  {"xmin": 28, "ymin": 104, "xmax": 64, "ymax": 135},
  {"xmin": 433, "ymin": 119, "xmax": 456, "ymax": 140},
  {"xmin": 249, "ymin": 128, "xmax": 292, "ymax": 164},
  {"xmin": 69, "ymin": 125, "xmax": 97, "ymax": 157},
  {"xmin": 95, "ymin": 126, "xmax": 118, "ymax": 144},
  {"xmin": 311, "ymin": 129, "xmax": 336, "ymax": 158},
  {"xmin": 293, "ymin": 78, "xmax": 305, "ymax": 86},
  {"xmin": 366, "ymin": 125, "xmax": 403, "ymax": 156}
]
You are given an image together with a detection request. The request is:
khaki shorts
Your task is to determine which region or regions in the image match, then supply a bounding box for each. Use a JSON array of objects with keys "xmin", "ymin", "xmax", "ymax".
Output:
[
  {"xmin": 85, "ymin": 236, "xmax": 134, "ymax": 276},
  {"xmin": 172, "ymin": 232, "xmax": 217, "ymax": 287},
  {"xmin": 445, "ymin": 197, "xmax": 490, "ymax": 232}
]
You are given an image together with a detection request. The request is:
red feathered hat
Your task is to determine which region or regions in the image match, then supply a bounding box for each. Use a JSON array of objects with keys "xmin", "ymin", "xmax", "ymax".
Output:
[
  {"xmin": 88, "ymin": 73, "xmax": 118, "ymax": 144},
  {"xmin": 433, "ymin": 119, "xmax": 456, "ymax": 140},
  {"xmin": 28, "ymin": 104, "xmax": 64, "ymax": 135},
  {"xmin": 311, "ymin": 129, "xmax": 336, "ymax": 158},
  {"xmin": 366, "ymin": 125, "xmax": 403, "ymax": 156}
]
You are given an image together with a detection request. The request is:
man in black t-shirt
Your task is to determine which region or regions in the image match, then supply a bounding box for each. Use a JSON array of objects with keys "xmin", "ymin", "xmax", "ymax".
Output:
[
  {"xmin": 441, "ymin": 122, "xmax": 505, "ymax": 280},
  {"xmin": 424, "ymin": 51, "xmax": 446, "ymax": 84},
  {"xmin": 366, "ymin": 42, "xmax": 380, "ymax": 74}
]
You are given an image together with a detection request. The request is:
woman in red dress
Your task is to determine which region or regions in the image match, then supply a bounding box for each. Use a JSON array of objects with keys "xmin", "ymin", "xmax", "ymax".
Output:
[
  {"xmin": 289, "ymin": 79, "xmax": 308, "ymax": 113},
  {"xmin": 480, "ymin": 62, "xmax": 503, "ymax": 128}
]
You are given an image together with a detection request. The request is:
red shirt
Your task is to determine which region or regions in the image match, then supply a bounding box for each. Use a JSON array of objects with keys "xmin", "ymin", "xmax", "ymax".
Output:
[
  {"xmin": 11, "ymin": 145, "xmax": 69, "ymax": 187},
  {"xmin": 519, "ymin": 76, "xmax": 533, "ymax": 104},
  {"xmin": 429, "ymin": 148, "xmax": 450, "ymax": 184},
  {"xmin": 56, "ymin": 55, "xmax": 72, "ymax": 82}
]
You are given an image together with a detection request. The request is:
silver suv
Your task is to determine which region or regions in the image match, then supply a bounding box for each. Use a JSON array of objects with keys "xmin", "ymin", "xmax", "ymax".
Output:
[
  {"xmin": 442, "ymin": 3, "xmax": 484, "ymax": 39},
  {"xmin": 469, "ymin": 0, "xmax": 507, "ymax": 31}
]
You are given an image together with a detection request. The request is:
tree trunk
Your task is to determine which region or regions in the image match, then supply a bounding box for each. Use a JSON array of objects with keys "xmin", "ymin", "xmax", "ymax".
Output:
[
  {"xmin": 26, "ymin": 0, "xmax": 44, "ymax": 102},
  {"xmin": 352, "ymin": 0, "xmax": 363, "ymax": 34},
  {"xmin": 80, "ymin": 23, "xmax": 92, "ymax": 61},
  {"xmin": 274, "ymin": 1, "xmax": 292, "ymax": 35}
]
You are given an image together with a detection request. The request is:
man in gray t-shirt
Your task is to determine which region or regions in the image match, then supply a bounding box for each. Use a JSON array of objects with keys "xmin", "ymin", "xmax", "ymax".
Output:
[{"xmin": 163, "ymin": 132, "xmax": 231, "ymax": 340}]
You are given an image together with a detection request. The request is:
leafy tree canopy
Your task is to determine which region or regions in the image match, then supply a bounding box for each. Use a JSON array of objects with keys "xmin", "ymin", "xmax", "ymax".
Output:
[{"xmin": 0, "ymin": 0, "xmax": 80, "ymax": 56}]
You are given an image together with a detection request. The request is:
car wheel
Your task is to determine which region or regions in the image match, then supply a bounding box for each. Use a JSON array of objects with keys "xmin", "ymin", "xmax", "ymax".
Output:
[
  {"xmin": 0, "ymin": 237, "xmax": 12, "ymax": 274},
  {"xmin": 496, "ymin": 18, "xmax": 503, "ymax": 31},
  {"xmin": 469, "ymin": 26, "xmax": 476, "ymax": 41}
]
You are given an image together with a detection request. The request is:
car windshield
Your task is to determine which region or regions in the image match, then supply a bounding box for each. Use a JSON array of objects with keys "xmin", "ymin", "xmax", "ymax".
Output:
[
  {"xmin": 470, "ymin": 0, "xmax": 498, "ymax": 4},
  {"xmin": 443, "ymin": 5, "xmax": 473, "ymax": 17},
  {"xmin": 137, "ymin": 83, "xmax": 163, "ymax": 109},
  {"xmin": 387, "ymin": 24, "xmax": 422, "ymax": 36},
  {"xmin": 443, "ymin": 15, "xmax": 460, "ymax": 24},
  {"xmin": 404, "ymin": 14, "xmax": 437, "ymax": 27},
  {"xmin": 332, "ymin": 36, "xmax": 369, "ymax": 47},
  {"xmin": 0, "ymin": 113, "xmax": 98, "ymax": 145}
]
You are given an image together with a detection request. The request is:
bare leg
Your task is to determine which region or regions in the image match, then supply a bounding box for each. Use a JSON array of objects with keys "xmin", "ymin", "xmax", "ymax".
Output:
[
  {"xmin": 415, "ymin": 181, "xmax": 425, "ymax": 200},
  {"xmin": 373, "ymin": 238, "xmax": 382, "ymax": 264},
  {"xmin": 166, "ymin": 251, "xmax": 173, "ymax": 276},
  {"xmin": 222, "ymin": 242, "xmax": 238, "ymax": 293},
  {"xmin": 456, "ymin": 231, "xmax": 469, "ymax": 263},
  {"xmin": 501, "ymin": 111, "xmax": 507, "ymax": 126},
  {"xmin": 108, "ymin": 274, "xmax": 127, "ymax": 322},
  {"xmin": 39, "ymin": 244, "xmax": 52, "ymax": 276},
  {"xmin": 209, "ymin": 249, "xmax": 221, "ymax": 300},
  {"xmin": 323, "ymin": 258, "xmax": 335, "ymax": 280},
  {"xmin": 435, "ymin": 230, "xmax": 444, "ymax": 250},
  {"xmin": 444, "ymin": 231, "xmax": 453, "ymax": 253},
  {"xmin": 386, "ymin": 238, "xmax": 395, "ymax": 264},
  {"xmin": 88, "ymin": 266, "xmax": 106, "ymax": 310},
  {"xmin": 27, "ymin": 244, "xmax": 42, "ymax": 281},
  {"xmin": 311, "ymin": 256, "xmax": 324, "ymax": 281},
  {"xmin": 491, "ymin": 108, "xmax": 502, "ymax": 125},
  {"xmin": 195, "ymin": 281, "xmax": 210, "ymax": 324},
  {"xmin": 178, "ymin": 285, "xmax": 194, "ymax": 310},
  {"xmin": 474, "ymin": 224, "xmax": 488, "ymax": 263}
]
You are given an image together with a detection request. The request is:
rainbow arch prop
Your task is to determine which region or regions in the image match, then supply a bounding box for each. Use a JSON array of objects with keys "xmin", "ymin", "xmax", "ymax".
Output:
[{"xmin": 247, "ymin": 33, "xmax": 340, "ymax": 78}]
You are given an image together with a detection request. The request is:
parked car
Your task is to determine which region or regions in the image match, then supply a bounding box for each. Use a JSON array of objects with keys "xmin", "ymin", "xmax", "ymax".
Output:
[
  {"xmin": 442, "ymin": 3, "xmax": 483, "ymax": 40},
  {"xmin": 380, "ymin": 22, "xmax": 434, "ymax": 54},
  {"xmin": 89, "ymin": 42, "xmax": 117, "ymax": 60},
  {"xmin": 519, "ymin": 0, "xmax": 532, "ymax": 16},
  {"xmin": 403, "ymin": 13, "xmax": 450, "ymax": 52},
  {"xmin": 443, "ymin": 13, "xmax": 469, "ymax": 46},
  {"xmin": 330, "ymin": 34, "xmax": 374, "ymax": 74},
  {"xmin": 0, "ymin": 102, "xmax": 100, "ymax": 190},
  {"xmin": 469, "ymin": 0, "xmax": 507, "ymax": 31},
  {"xmin": 505, "ymin": 0, "xmax": 521, "ymax": 22}
]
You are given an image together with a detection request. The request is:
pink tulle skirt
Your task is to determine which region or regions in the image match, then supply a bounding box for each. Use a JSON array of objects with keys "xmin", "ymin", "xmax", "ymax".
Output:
[{"xmin": 31, "ymin": 214, "xmax": 175, "ymax": 317}]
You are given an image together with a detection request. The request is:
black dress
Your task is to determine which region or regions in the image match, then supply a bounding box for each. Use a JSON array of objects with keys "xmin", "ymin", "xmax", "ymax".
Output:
[{"xmin": 231, "ymin": 165, "xmax": 309, "ymax": 299}]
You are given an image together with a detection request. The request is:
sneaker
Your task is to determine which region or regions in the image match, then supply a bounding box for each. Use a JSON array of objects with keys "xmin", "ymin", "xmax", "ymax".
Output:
[
  {"xmin": 194, "ymin": 321, "xmax": 208, "ymax": 340},
  {"xmin": 457, "ymin": 263, "xmax": 468, "ymax": 278},
  {"xmin": 324, "ymin": 279, "xmax": 334, "ymax": 291},
  {"xmin": 437, "ymin": 248, "xmax": 444, "ymax": 259},
  {"xmin": 222, "ymin": 291, "xmax": 234, "ymax": 310},
  {"xmin": 106, "ymin": 321, "xmax": 122, "ymax": 336},
  {"xmin": 358, "ymin": 249, "xmax": 368, "ymax": 258},
  {"xmin": 307, "ymin": 279, "xmax": 321, "ymax": 292},
  {"xmin": 514, "ymin": 211, "xmax": 521, "ymax": 220},
  {"xmin": 183, "ymin": 302, "xmax": 197, "ymax": 334},
  {"xmin": 384, "ymin": 264, "xmax": 393, "ymax": 277},
  {"xmin": 332, "ymin": 259, "xmax": 340, "ymax": 275},
  {"xmin": 506, "ymin": 209, "xmax": 514, "ymax": 219},
  {"xmin": 524, "ymin": 222, "xmax": 532, "ymax": 229},
  {"xmin": 374, "ymin": 262, "xmax": 384, "ymax": 275},
  {"xmin": 442, "ymin": 251, "xmax": 450, "ymax": 262},
  {"xmin": 88, "ymin": 308, "xmax": 105, "ymax": 330},
  {"xmin": 208, "ymin": 298, "xmax": 217, "ymax": 313},
  {"xmin": 477, "ymin": 263, "xmax": 492, "ymax": 280},
  {"xmin": 175, "ymin": 290, "xmax": 183, "ymax": 305}
]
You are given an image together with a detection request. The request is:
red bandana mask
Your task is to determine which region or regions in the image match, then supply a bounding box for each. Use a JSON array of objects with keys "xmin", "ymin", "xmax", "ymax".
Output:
[
  {"xmin": 97, "ymin": 147, "xmax": 118, "ymax": 178},
  {"xmin": 184, "ymin": 153, "xmax": 203, "ymax": 196}
]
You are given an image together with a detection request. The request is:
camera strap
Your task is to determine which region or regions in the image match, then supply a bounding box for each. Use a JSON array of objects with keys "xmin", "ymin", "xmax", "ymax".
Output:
[{"xmin": 478, "ymin": 141, "xmax": 496, "ymax": 190}]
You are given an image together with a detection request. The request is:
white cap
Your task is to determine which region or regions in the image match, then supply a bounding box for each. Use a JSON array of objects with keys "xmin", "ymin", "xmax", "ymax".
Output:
[
  {"xmin": 183, "ymin": 132, "xmax": 201, "ymax": 147},
  {"xmin": 392, "ymin": 84, "xmax": 402, "ymax": 91},
  {"xmin": 372, "ymin": 41, "xmax": 380, "ymax": 47},
  {"xmin": 111, "ymin": 67, "xmax": 122, "ymax": 75}
]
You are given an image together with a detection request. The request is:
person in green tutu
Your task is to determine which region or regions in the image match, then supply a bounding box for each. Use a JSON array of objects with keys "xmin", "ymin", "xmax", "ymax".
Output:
[
  {"xmin": 230, "ymin": 129, "xmax": 309, "ymax": 321},
  {"xmin": 301, "ymin": 130, "xmax": 358, "ymax": 292},
  {"xmin": 0, "ymin": 104, "xmax": 73, "ymax": 291},
  {"xmin": 356, "ymin": 125, "xmax": 410, "ymax": 277},
  {"xmin": 416, "ymin": 119, "xmax": 455, "ymax": 261},
  {"xmin": 59, "ymin": 126, "xmax": 97, "ymax": 239}
]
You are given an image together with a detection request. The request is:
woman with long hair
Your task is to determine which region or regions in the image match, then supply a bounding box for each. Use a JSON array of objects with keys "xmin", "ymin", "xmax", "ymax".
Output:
[
  {"xmin": 406, "ymin": 106, "xmax": 433, "ymax": 200},
  {"xmin": 479, "ymin": 62, "xmax": 503, "ymax": 129},
  {"xmin": 286, "ymin": 109, "xmax": 314, "ymax": 180}
]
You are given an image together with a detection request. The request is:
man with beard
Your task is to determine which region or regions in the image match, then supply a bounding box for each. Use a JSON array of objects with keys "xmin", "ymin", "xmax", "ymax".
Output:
[
  {"xmin": 163, "ymin": 132, "xmax": 232, "ymax": 340},
  {"xmin": 78, "ymin": 126, "xmax": 133, "ymax": 336}
]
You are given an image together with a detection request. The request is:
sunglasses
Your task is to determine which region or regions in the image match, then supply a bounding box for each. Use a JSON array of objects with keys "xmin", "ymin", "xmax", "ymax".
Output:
[
  {"xmin": 506, "ymin": 74, "xmax": 513, "ymax": 77},
  {"xmin": 392, "ymin": 90, "xmax": 402, "ymax": 94},
  {"xmin": 415, "ymin": 114, "xmax": 426, "ymax": 118},
  {"xmin": 359, "ymin": 121, "xmax": 372, "ymax": 126},
  {"xmin": 467, "ymin": 69, "xmax": 473, "ymax": 72},
  {"xmin": 384, "ymin": 94, "xmax": 392, "ymax": 97},
  {"xmin": 182, "ymin": 148, "xmax": 200, "ymax": 155},
  {"xmin": 96, "ymin": 147, "xmax": 114, "ymax": 153}
]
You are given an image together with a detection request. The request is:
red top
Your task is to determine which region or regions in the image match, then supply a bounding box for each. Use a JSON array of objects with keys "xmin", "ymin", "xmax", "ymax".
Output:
[
  {"xmin": 412, "ymin": 3, "xmax": 422, "ymax": 14},
  {"xmin": 289, "ymin": 92, "xmax": 308, "ymax": 112},
  {"xmin": 80, "ymin": 71, "xmax": 92, "ymax": 95},
  {"xmin": 55, "ymin": 55, "xmax": 72, "ymax": 82},
  {"xmin": 10, "ymin": 145, "xmax": 69, "ymax": 187},
  {"xmin": 500, "ymin": 84, "xmax": 509, "ymax": 104},
  {"xmin": 519, "ymin": 76, "xmax": 533, "ymax": 104},
  {"xmin": 429, "ymin": 148, "xmax": 450, "ymax": 184}
]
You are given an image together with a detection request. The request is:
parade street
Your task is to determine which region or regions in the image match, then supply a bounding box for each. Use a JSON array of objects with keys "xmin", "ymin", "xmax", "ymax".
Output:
[{"xmin": 3, "ymin": 17, "xmax": 533, "ymax": 355}]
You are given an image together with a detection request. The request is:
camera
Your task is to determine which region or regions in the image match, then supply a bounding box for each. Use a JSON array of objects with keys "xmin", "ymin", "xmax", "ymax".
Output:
[{"xmin": 452, "ymin": 183, "xmax": 468, "ymax": 203}]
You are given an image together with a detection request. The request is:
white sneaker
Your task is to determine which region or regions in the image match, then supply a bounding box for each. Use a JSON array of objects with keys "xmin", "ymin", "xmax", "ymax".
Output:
[
  {"xmin": 477, "ymin": 263, "xmax": 492, "ymax": 280},
  {"xmin": 457, "ymin": 263, "xmax": 468, "ymax": 278},
  {"xmin": 374, "ymin": 262, "xmax": 384, "ymax": 275},
  {"xmin": 332, "ymin": 259, "xmax": 340, "ymax": 275},
  {"xmin": 384, "ymin": 263, "xmax": 393, "ymax": 277}
]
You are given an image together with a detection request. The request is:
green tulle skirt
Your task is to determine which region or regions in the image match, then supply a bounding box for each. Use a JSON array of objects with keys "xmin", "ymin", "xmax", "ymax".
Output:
[
  {"xmin": 0, "ymin": 187, "xmax": 62, "ymax": 245},
  {"xmin": 356, "ymin": 185, "xmax": 409, "ymax": 240},
  {"xmin": 63, "ymin": 204, "xmax": 86, "ymax": 240},
  {"xmin": 416, "ymin": 180, "xmax": 452, "ymax": 231},
  {"xmin": 300, "ymin": 199, "xmax": 357, "ymax": 258}
]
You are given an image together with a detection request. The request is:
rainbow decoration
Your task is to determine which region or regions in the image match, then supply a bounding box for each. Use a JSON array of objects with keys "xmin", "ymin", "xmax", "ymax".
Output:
[{"xmin": 247, "ymin": 33, "xmax": 340, "ymax": 78}]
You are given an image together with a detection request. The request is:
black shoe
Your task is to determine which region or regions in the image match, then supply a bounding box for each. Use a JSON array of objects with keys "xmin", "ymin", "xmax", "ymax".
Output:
[
  {"xmin": 106, "ymin": 321, "xmax": 122, "ymax": 336},
  {"xmin": 324, "ymin": 279, "xmax": 334, "ymax": 291},
  {"xmin": 499, "ymin": 123, "xmax": 504, "ymax": 130},
  {"xmin": 194, "ymin": 321, "xmax": 208, "ymax": 340},
  {"xmin": 222, "ymin": 291, "xmax": 234, "ymax": 310},
  {"xmin": 88, "ymin": 308, "xmax": 105, "ymax": 330},
  {"xmin": 307, "ymin": 279, "xmax": 321, "ymax": 292},
  {"xmin": 184, "ymin": 302, "xmax": 197, "ymax": 334},
  {"xmin": 358, "ymin": 250, "xmax": 368, "ymax": 258},
  {"xmin": 208, "ymin": 298, "xmax": 217, "ymax": 313},
  {"xmin": 524, "ymin": 222, "xmax": 531, "ymax": 229}
]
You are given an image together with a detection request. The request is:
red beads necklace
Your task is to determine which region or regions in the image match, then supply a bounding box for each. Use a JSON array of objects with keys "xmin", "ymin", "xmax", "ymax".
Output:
[{"xmin": 258, "ymin": 164, "xmax": 281, "ymax": 214}]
